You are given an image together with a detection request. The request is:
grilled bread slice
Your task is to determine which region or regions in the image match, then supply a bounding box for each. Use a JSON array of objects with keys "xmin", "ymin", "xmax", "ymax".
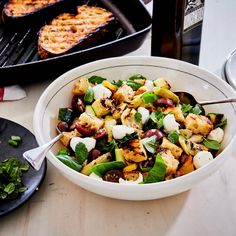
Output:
[
  {"xmin": 3, "ymin": 0, "xmax": 60, "ymax": 18},
  {"xmin": 1, "ymin": 0, "xmax": 74, "ymax": 27},
  {"xmin": 38, "ymin": 5, "xmax": 116, "ymax": 59}
]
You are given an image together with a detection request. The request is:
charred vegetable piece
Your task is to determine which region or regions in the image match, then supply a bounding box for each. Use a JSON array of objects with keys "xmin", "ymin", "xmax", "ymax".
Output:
[{"xmin": 81, "ymin": 152, "xmax": 112, "ymax": 176}]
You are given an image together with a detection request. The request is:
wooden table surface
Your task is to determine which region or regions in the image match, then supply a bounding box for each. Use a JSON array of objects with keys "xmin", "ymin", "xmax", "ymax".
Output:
[{"xmin": 1, "ymin": 1, "xmax": 236, "ymax": 236}]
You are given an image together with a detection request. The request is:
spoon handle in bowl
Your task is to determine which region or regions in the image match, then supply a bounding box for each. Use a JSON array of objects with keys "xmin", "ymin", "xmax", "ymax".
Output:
[
  {"xmin": 23, "ymin": 133, "xmax": 63, "ymax": 171},
  {"xmin": 199, "ymin": 98, "xmax": 236, "ymax": 106}
]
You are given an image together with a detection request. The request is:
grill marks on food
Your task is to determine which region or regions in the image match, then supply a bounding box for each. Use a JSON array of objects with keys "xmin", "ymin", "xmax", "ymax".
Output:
[
  {"xmin": 4, "ymin": 0, "xmax": 60, "ymax": 17},
  {"xmin": 38, "ymin": 5, "xmax": 115, "ymax": 58}
]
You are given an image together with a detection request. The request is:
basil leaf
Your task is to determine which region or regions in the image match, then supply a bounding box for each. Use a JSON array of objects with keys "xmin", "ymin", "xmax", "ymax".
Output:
[
  {"xmin": 58, "ymin": 108, "xmax": 73, "ymax": 123},
  {"xmin": 215, "ymin": 119, "xmax": 227, "ymax": 128},
  {"xmin": 181, "ymin": 103, "xmax": 203, "ymax": 116},
  {"xmin": 56, "ymin": 154, "xmax": 82, "ymax": 172},
  {"xmin": 203, "ymin": 138, "xmax": 220, "ymax": 150},
  {"xmin": 150, "ymin": 110, "xmax": 164, "ymax": 129},
  {"xmin": 142, "ymin": 136, "xmax": 157, "ymax": 154},
  {"xmin": 57, "ymin": 149, "xmax": 68, "ymax": 155},
  {"xmin": 126, "ymin": 80, "xmax": 142, "ymax": 90},
  {"xmin": 181, "ymin": 104, "xmax": 193, "ymax": 116},
  {"xmin": 168, "ymin": 131, "xmax": 179, "ymax": 144},
  {"xmin": 141, "ymin": 92, "xmax": 158, "ymax": 104},
  {"xmin": 91, "ymin": 161, "xmax": 125, "ymax": 177},
  {"xmin": 128, "ymin": 74, "xmax": 146, "ymax": 81},
  {"xmin": 112, "ymin": 80, "xmax": 123, "ymax": 88},
  {"xmin": 84, "ymin": 86, "xmax": 94, "ymax": 104},
  {"xmin": 135, "ymin": 112, "xmax": 142, "ymax": 122},
  {"xmin": 192, "ymin": 104, "xmax": 204, "ymax": 115},
  {"xmin": 88, "ymin": 76, "xmax": 106, "ymax": 84},
  {"xmin": 75, "ymin": 142, "xmax": 89, "ymax": 165},
  {"xmin": 117, "ymin": 132, "xmax": 138, "ymax": 147},
  {"xmin": 96, "ymin": 139, "xmax": 117, "ymax": 153},
  {"xmin": 143, "ymin": 154, "xmax": 166, "ymax": 183}
]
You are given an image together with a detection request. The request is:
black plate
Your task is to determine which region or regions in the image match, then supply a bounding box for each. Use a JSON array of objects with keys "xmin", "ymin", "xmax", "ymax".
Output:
[{"xmin": 0, "ymin": 118, "xmax": 47, "ymax": 217}]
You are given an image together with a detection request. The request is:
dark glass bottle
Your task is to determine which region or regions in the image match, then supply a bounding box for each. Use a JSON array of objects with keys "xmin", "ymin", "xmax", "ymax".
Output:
[{"xmin": 151, "ymin": 0, "xmax": 205, "ymax": 65}]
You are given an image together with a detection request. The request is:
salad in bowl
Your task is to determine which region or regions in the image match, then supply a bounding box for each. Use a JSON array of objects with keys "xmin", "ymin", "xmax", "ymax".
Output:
[{"xmin": 55, "ymin": 74, "xmax": 227, "ymax": 184}]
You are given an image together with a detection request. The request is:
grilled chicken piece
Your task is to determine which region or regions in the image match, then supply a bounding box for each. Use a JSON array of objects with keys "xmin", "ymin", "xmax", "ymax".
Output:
[
  {"xmin": 122, "ymin": 139, "xmax": 148, "ymax": 163},
  {"xmin": 38, "ymin": 5, "xmax": 116, "ymax": 58}
]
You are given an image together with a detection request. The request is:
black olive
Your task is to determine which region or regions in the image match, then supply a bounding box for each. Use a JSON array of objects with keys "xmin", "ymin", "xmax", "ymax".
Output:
[
  {"xmin": 57, "ymin": 121, "xmax": 69, "ymax": 132},
  {"xmin": 103, "ymin": 170, "xmax": 124, "ymax": 183}
]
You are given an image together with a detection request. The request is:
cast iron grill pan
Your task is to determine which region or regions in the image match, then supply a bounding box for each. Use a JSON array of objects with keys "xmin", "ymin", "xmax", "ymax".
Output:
[{"xmin": 0, "ymin": 0, "xmax": 151, "ymax": 86}]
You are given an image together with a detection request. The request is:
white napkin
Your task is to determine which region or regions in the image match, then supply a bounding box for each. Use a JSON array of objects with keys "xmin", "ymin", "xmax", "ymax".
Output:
[{"xmin": 0, "ymin": 85, "xmax": 27, "ymax": 101}]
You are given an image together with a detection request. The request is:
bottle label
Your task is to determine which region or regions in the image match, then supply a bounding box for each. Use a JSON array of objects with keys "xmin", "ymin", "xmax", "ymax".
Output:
[{"xmin": 184, "ymin": 0, "xmax": 204, "ymax": 32}]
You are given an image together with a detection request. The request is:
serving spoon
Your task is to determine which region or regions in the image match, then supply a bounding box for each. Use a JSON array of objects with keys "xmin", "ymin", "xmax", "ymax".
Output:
[
  {"xmin": 23, "ymin": 93, "xmax": 236, "ymax": 171},
  {"xmin": 175, "ymin": 92, "xmax": 236, "ymax": 106},
  {"xmin": 23, "ymin": 133, "xmax": 63, "ymax": 171}
]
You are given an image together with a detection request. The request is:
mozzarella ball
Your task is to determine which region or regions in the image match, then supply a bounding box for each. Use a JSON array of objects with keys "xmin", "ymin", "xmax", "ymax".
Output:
[
  {"xmin": 144, "ymin": 80, "xmax": 154, "ymax": 91},
  {"xmin": 92, "ymin": 84, "xmax": 112, "ymax": 100},
  {"xmin": 193, "ymin": 151, "xmax": 213, "ymax": 169},
  {"xmin": 163, "ymin": 114, "xmax": 180, "ymax": 133},
  {"xmin": 207, "ymin": 127, "xmax": 224, "ymax": 143},
  {"xmin": 137, "ymin": 107, "xmax": 150, "ymax": 124},
  {"xmin": 89, "ymin": 172, "xmax": 103, "ymax": 181},
  {"xmin": 70, "ymin": 137, "xmax": 96, "ymax": 152},
  {"xmin": 112, "ymin": 125, "xmax": 135, "ymax": 139},
  {"xmin": 119, "ymin": 173, "xmax": 143, "ymax": 184}
]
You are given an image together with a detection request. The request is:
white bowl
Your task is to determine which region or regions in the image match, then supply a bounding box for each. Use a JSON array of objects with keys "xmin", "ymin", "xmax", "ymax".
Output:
[{"xmin": 33, "ymin": 56, "xmax": 236, "ymax": 200}]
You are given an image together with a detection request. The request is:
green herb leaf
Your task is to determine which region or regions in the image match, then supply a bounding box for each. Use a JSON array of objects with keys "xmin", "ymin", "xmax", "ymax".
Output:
[
  {"xmin": 88, "ymin": 76, "xmax": 106, "ymax": 84},
  {"xmin": 56, "ymin": 154, "xmax": 82, "ymax": 172},
  {"xmin": 150, "ymin": 110, "xmax": 164, "ymax": 129},
  {"xmin": 58, "ymin": 108, "xmax": 73, "ymax": 123},
  {"xmin": 143, "ymin": 154, "xmax": 166, "ymax": 183},
  {"xmin": 8, "ymin": 139, "xmax": 19, "ymax": 147},
  {"xmin": 20, "ymin": 163, "xmax": 30, "ymax": 171},
  {"xmin": 91, "ymin": 161, "xmax": 125, "ymax": 177},
  {"xmin": 57, "ymin": 149, "xmax": 68, "ymax": 155},
  {"xmin": 203, "ymin": 138, "xmax": 220, "ymax": 150},
  {"xmin": 135, "ymin": 112, "xmax": 142, "ymax": 122},
  {"xmin": 4, "ymin": 183, "xmax": 15, "ymax": 195},
  {"xmin": 96, "ymin": 139, "xmax": 117, "ymax": 153},
  {"xmin": 117, "ymin": 132, "xmax": 138, "ymax": 147},
  {"xmin": 192, "ymin": 104, "xmax": 204, "ymax": 115},
  {"xmin": 126, "ymin": 80, "xmax": 142, "ymax": 90},
  {"xmin": 11, "ymin": 136, "xmax": 22, "ymax": 142},
  {"xmin": 112, "ymin": 80, "xmax": 123, "ymax": 88},
  {"xmin": 142, "ymin": 136, "xmax": 157, "ymax": 154},
  {"xmin": 75, "ymin": 142, "xmax": 89, "ymax": 165},
  {"xmin": 84, "ymin": 86, "xmax": 94, "ymax": 104},
  {"xmin": 181, "ymin": 103, "xmax": 203, "ymax": 116},
  {"xmin": 215, "ymin": 119, "xmax": 227, "ymax": 128},
  {"xmin": 168, "ymin": 131, "xmax": 179, "ymax": 144},
  {"xmin": 128, "ymin": 74, "xmax": 146, "ymax": 81},
  {"xmin": 141, "ymin": 92, "xmax": 158, "ymax": 104}
]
